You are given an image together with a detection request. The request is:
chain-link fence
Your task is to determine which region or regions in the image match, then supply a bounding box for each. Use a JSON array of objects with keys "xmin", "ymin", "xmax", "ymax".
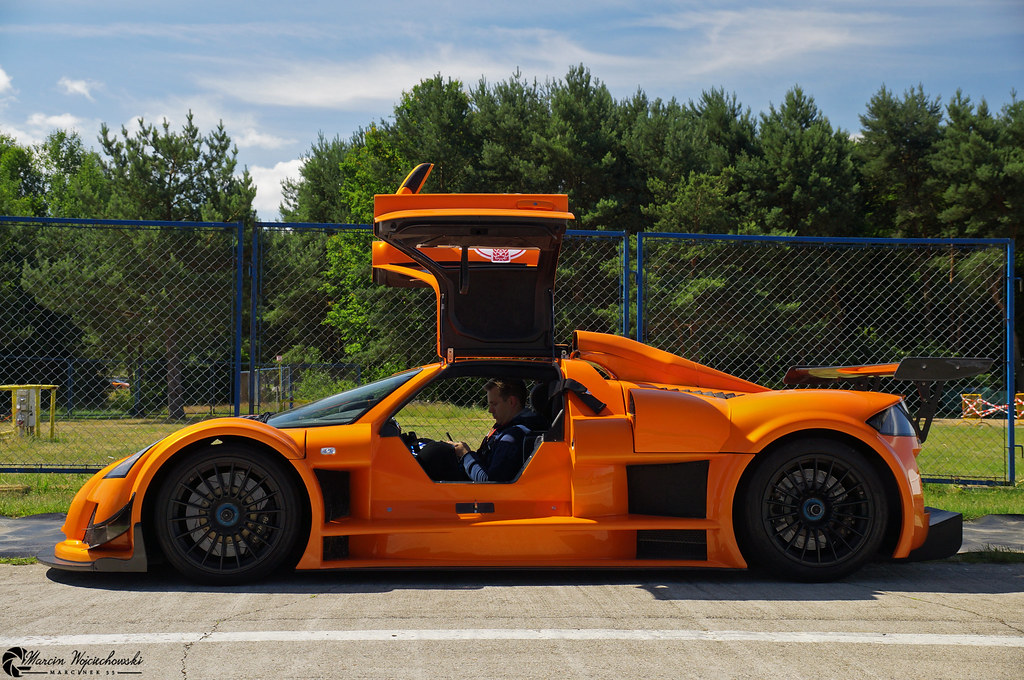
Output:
[
  {"xmin": 250, "ymin": 225, "xmax": 377, "ymax": 414},
  {"xmin": 0, "ymin": 216, "xmax": 1014, "ymax": 484},
  {"xmin": 0, "ymin": 217, "xmax": 243, "ymax": 472},
  {"xmin": 638, "ymin": 233, "xmax": 1015, "ymax": 484}
]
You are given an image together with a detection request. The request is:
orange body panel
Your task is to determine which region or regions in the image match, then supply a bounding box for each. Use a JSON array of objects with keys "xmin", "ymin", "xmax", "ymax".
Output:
[
  {"xmin": 574, "ymin": 331, "xmax": 768, "ymax": 394},
  {"xmin": 373, "ymin": 192, "xmax": 571, "ymax": 222}
]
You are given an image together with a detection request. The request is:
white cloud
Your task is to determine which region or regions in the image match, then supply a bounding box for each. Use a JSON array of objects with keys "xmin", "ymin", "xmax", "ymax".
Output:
[
  {"xmin": 0, "ymin": 121, "xmax": 33, "ymax": 145},
  {"xmin": 112, "ymin": 96, "xmax": 296, "ymax": 151},
  {"xmin": 648, "ymin": 9, "xmax": 895, "ymax": 78},
  {"xmin": 201, "ymin": 57, "xmax": 472, "ymax": 109},
  {"xmin": 195, "ymin": 30, "xmax": 636, "ymax": 110},
  {"xmin": 27, "ymin": 112, "xmax": 84, "ymax": 130},
  {"xmin": 58, "ymin": 76, "xmax": 96, "ymax": 101},
  {"xmin": 235, "ymin": 128, "xmax": 294, "ymax": 150},
  {"xmin": 249, "ymin": 158, "xmax": 304, "ymax": 221},
  {"xmin": 0, "ymin": 112, "xmax": 90, "ymax": 146},
  {"xmin": 0, "ymin": 66, "xmax": 11, "ymax": 94}
]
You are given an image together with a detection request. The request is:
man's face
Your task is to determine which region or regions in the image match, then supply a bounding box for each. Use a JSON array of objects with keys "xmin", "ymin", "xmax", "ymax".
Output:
[{"xmin": 485, "ymin": 387, "xmax": 518, "ymax": 428}]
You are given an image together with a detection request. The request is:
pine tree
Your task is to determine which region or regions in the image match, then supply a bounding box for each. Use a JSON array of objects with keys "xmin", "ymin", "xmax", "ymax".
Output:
[{"xmin": 856, "ymin": 85, "xmax": 943, "ymax": 237}]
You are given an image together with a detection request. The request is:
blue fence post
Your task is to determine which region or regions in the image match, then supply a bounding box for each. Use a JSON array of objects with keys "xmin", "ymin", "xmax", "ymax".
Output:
[
  {"xmin": 1007, "ymin": 238, "xmax": 1017, "ymax": 485},
  {"xmin": 636, "ymin": 233, "xmax": 646, "ymax": 343},
  {"xmin": 247, "ymin": 222, "xmax": 263, "ymax": 415},
  {"xmin": 233, "ymin": 220, "xmax": 246, "ymax": 417},
  {"xmin": 620, "ymin": 233, "xmax": 630, "ymax": 337}
]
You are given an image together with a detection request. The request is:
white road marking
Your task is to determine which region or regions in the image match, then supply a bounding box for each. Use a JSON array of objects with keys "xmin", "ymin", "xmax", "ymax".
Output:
[{"xmin": 2, "ymin": 629, "xmax": 1023, "ymax": 647}]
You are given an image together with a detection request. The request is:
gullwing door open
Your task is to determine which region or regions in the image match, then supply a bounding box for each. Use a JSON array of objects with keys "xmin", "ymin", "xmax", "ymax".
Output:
[{"xmin": 372, "ymin": 164, "xmax": 573, "ymax": 360}]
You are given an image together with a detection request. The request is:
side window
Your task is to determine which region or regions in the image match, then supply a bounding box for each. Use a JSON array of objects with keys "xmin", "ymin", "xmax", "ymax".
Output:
[{"xmin": 395, "ymin": 376, "xmax": 491, "ymax": 446}]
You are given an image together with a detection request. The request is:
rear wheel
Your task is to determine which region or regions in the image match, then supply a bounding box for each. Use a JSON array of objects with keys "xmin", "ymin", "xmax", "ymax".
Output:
[
  {"xmin": 737, "ymin": 438, "xmax": 889, "ymax": 582},
  {"xmin": 153, "ymin": 446, "xmax": 303, "ymax": 584}
]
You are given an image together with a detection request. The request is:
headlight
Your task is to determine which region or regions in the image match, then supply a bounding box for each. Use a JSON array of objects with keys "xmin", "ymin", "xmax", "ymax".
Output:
[
  {"xmin": 868, "ymin": 402, "xmax": 918, "ymax": 438},
  {"xmin": 104, "ymin": 442, "xmax": 157, "ymax": 479}
]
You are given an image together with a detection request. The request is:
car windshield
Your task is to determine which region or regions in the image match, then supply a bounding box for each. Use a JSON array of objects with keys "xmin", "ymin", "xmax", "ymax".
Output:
[{"xmin": 267, "ymin": 368, "xmax": 421, "ymax": 429}]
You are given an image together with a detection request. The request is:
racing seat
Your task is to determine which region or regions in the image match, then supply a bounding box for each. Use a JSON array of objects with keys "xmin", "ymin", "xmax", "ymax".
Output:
[
  {"xmin": 529, "ymin": 382, "xmax": 555, "ymax": 429},
  {"xmin": 530, "ymin": 380, "xmax": 565, "ymax": 442},
  {"xmin": 515, "ymin": 381, "xmax": 564, "ymax": 471}
]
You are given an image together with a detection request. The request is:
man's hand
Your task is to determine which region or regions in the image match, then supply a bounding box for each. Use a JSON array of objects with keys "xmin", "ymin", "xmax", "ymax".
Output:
[{"xmin": 452, "ymin": 441, "xmax": 471, "ymax": 459}]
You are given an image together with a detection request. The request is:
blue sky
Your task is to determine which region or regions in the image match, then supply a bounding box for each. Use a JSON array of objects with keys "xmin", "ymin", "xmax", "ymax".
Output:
[{"xmin": 1, "ymin": 1, "xmax": 1021, "ymax": 220}]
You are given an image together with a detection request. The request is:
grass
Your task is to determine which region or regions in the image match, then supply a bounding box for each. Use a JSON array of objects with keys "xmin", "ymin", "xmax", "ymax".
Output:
[
  {"xmin": 0, "ymin": 416, "xmax": 211, "ymax": 469},
  {"xmin": 397, "ymin": 400, "xmax": 492, "ymax": 444},
  {"xmin": 0, "ymin": 472, "xmax": 93, "ymax": 516},
  {"xmin": 916, "ymin": 418, "xmax": 1022, "ymax": 481},
  {"xmin": 921, "ymin": 483, "xmax": 1024, "ymax": 520}
]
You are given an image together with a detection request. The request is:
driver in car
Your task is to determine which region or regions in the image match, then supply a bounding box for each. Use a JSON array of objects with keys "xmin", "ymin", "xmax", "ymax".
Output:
[{"xmin": 417, "ymin": 378, "xmax": 545, "ymax": 482}]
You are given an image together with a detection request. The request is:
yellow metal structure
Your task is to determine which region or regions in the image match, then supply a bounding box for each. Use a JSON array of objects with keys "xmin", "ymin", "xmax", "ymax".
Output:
[{"xmin": 0, "ymin": 384, "xmax": 57, "ymax": 440}]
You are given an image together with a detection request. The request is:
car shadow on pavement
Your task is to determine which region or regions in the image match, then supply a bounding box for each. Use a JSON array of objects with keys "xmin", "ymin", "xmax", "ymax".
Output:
[{"xmin": 42, "ymin": 559, "xmax": 1024, "ymax": 600}]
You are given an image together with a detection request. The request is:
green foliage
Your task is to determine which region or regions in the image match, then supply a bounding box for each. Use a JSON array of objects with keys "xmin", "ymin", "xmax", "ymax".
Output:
[
  {"xmin": 537, "ymin": 66, "xmax": 625, "ymax": 229},
  {"xmin": 646, "ymin": 171, "xmax": 736, "ymax": 234},
  {"xmin": 338, "ymin": 125, "xmax": 407, "ymax": 222},
  {"xmin": 856, "ymin": 85, "xmax": 944, "ymax": 238},
  {"xmin": 269, "ymin": 69, "xmax": 1024, "ymax": 392},
  {"xmin": 280, "ymin": 133, "xmax": 352, "ymax": 223},
  {"xmin": 642, "ymin": 90, "xmax": 757, "ymax": 234},
  {"xmin": 34, "ymin": 130, "xmax": 110, "ymax": 218},
  {"xmin": 322, "ymin": 230, "xmax": 434, "ymax": 377},
  {"xmin": 292, "ymin": 367, "xmax": 355, "ymax": 404},
  {"xmin": 468, "ymin": 70, "xmax": 548, "ymax": 191},
  {"xmin": 0, "ymin": 134, "xmax": 45, "ymax": 217},
  {"xmin": 23, "ymin": 223, "xmax": 237, "ymax": 418},
  {"xmin": 100, "ymin": 112, "xmax": 256, "ymax": 222},
  {"xmin": 258, "ymin": 229, "xmax": 348, "ymax": 365},
  {"xmin": 737, "ymin": 87, "xmax": 860, "ymax": 237},
  {"xmin": 689, "ymin": 89, "xmax": 758, "ymax": 174},
  {"xmin": 932, "ymin": 92, "xmax": 1024, "ymax": 241},
  {"xmin": 388, "ymin": 75, "xmax": 478, "ymax": 193}
]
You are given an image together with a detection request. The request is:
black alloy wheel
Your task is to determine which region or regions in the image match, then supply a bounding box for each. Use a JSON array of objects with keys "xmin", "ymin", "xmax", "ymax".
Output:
[
  {"xmin": 737, "ymin": 438, "xmax": 889, "ymax": 582},
  {"xmin": 153, "ymin": 446, "xmax": 303, "ymax": 584}
]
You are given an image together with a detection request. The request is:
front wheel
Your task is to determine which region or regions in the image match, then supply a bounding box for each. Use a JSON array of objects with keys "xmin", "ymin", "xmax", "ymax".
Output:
[
  {"xmin": 736, "ymin": 438, "xmax": 889, "ymax": 582},
  {"xmin": 153, "ymin": 446, "xmax": 304, "ymax": 584}
]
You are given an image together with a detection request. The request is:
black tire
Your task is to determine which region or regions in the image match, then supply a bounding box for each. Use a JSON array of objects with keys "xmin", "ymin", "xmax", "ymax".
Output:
[
  {"xmin": 153, "ymin": 446, "xmax": 304, "ymax": 584},
  {"xmin": 736, "ymin": 438, "xmax": 889, "ymax": 582}
]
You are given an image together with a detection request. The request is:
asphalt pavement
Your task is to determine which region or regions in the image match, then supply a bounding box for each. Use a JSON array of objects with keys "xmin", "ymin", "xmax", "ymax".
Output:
[
  {"xmin": 1, "ymin": 512, "xmax": 1021, "ymax": 559},
  {"xmin": 3, "ymin": 557, "xmax": 1023, "ymax": 679}
]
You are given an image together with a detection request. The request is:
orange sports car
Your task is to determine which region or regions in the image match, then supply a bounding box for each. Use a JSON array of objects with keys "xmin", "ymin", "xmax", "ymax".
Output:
[{"xmin": 41, "ymin": 164, "xmax": 983, "ymax": 584}]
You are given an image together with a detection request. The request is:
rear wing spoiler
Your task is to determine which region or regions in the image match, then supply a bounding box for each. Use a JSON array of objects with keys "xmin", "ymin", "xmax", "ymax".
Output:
[{"xmin": 784, "ymin": 357, "xmax": 994, "ymax": 442}]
